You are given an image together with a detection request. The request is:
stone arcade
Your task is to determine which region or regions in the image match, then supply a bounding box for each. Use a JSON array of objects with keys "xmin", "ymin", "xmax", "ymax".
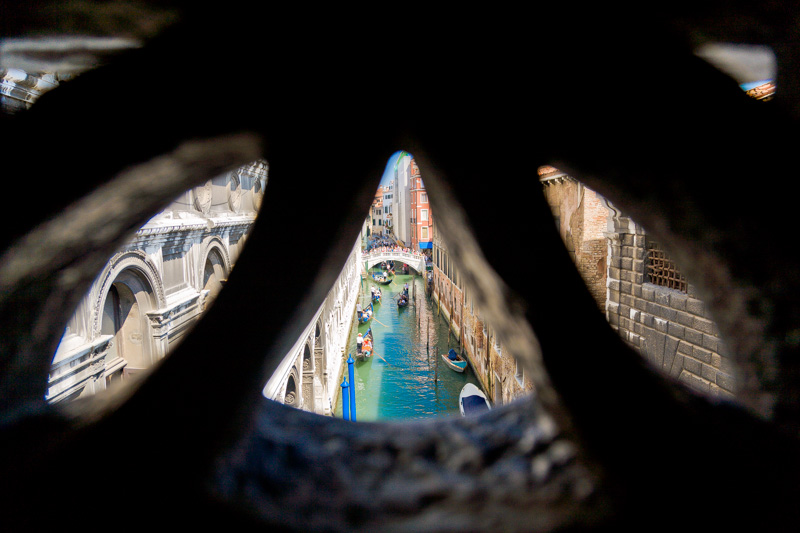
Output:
[{"xmin": 47, "ymin": 160, "xmax": 268, "ymax": 403}]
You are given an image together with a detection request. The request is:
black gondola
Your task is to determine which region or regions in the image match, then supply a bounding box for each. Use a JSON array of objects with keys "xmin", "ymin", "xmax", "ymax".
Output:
[
  {"xmin": 356, "ymin": 328, "xmax": 373, "ymax": 360},
  {"xmin": 397, "ymin": 293, "xmax": 409, "ymax": 307}
]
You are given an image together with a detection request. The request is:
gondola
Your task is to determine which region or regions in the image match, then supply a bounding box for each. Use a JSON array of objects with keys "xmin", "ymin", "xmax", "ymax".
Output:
[
  {"xmin": 441, "ymin": 349, "xmax": 468, "ymax": 372},
  {"xmin": 356, "ymin": 328, "xmax": 374, "ymax": 360},
  {"xmin": 371, "ymin": 288, "xmax": 382, "ymax": 304},
  {"xmin": 372, "ymin": 273, "xmax": 392, "ymax": 285},
  {"xmin": 459, "ymin": 383, "xmax": 491, "ymax": 417},
  {"xmin": 397, "ymin": 293, "xmax": 408, "ymax": 307},
  {"xmin": 358, "ymin": 302, "xmax": 373, "ymax": 324}
]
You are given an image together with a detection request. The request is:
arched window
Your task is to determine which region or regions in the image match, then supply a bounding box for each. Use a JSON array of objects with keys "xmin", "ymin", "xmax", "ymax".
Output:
[
  {"xmin": 100, "ymin": 269, "xmax": 156, "ymax": 384},
  {"xmin": 203, "ymin": 248, "xmax": 227, "ymax": 302},
  {"xmin": 284, "ymin": 375, "xmax": 297, "ymax": 406}
]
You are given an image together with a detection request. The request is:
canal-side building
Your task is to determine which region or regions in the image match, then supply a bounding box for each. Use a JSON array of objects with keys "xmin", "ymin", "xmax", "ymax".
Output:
[
  {"xmin": 409, "ymin": 159, "xmax": 433, "ymax": 252},
  {"xmin": 430, "ymin": 222, "xmax": 534, "ymax": 406},
  {"xmin": 382, "ymin": 182, "xmax": 394, "ymax": 236},
  {"xmin": 538, "ymin": 166, "xmax": 735, "ymax": 400},
  {"xmin": 392, "ymin": 151, "xmax": 413, "ymax": 246},
  {"xmin": 47, "ymin": 161, "xmax": 268, "ymax": 404},
  {"xmin": 5, "ymin": 62, "xmax": 270, "ymax": 405},
  {"xmin": 538, "ymin": 165, "xmax": 609, "ymax": 309},
  {"xmin": 263, "ymin": 238, "xmax": 363, "ymax": 415},
  {"xmin": 602, "ymin": 205, "xmax": 735, "ymax": 399},
  {"xmin": 370, "ymin": 188, "xmax": 384, "ymax": 237}
]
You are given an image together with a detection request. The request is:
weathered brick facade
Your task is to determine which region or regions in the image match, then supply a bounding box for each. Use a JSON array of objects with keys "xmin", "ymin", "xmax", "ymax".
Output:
[
  {"xmin": 431, "ymin": 237, "xmax": 533, "ymax": 406},
  {"xmin": 540, "ymin": 171, "xmax": 608, "ymax": 308}
]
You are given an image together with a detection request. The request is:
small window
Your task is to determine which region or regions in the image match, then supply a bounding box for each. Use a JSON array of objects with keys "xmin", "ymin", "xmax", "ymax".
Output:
[{"xmin": 646, "ymin": 240, "xmax": 687, "ymax": 292}]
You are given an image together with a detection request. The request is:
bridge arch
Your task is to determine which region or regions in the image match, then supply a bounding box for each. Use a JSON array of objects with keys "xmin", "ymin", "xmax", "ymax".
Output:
[{"xmin": 362, "ymin": 249, "xmax": 427, "ymax": 274}]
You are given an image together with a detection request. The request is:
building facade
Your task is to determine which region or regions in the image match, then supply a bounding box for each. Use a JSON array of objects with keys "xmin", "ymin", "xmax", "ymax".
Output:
[
  {"xmin": 47, "ymin": 161, "xmax": 268, "ymax": 403},
  {"xmin": 604, "ymin": 212, "xmax": 734, "ymax": 398},
  {"xmin": 430, "ymin": 222, "xmax": 534, "ymax": 406},
  {"xmin": 392, "ymin": 152, "xmax": 412, "ymax": 246},
  {"xmin": 370, "ymin": 187, "xmax": 385, "ymax": 237},
  {"xmin": 263, "ymin": 238, "xmax": 363, "ymax": 415},
  {"xmin": 383, "ymin": 182, "xmax": 394, "ymax": 235},
  {"xmin": 408, "ymin": 158, "xmax": 433, "ymax": 252},
  {"xmin": 539, "ymin": 166, "xmax": 609, "ymax": 308},
  {"xmin": 538, "ymin": 166, "xmax": 734, "ymax": 400}
]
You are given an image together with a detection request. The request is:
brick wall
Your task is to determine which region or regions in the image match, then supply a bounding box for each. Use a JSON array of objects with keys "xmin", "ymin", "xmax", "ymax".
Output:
[
  {"xmin": 431, "ymin": 259, "xmax": 533, "ymax": 405},
  {"xmin": 606, "ymin": 229, "xmax": 735, "ymax": 398},
  {"xmin": 542, "ymin": 178, "xmax": 607, "ymax": 309}
]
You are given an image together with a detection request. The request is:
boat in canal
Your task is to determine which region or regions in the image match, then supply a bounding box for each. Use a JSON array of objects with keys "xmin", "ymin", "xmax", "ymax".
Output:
[
  {"xmin": 337, "ymin": 274, "xmax": 487, "ymax": 421},
  {"xmin": 372, "ymin": 272, "xmax": 392, "ymax": 285},
  {"xmin": 357, "ymin": 328, "xmax": 373, "ymax": 360},
  {"xmin": 459, "ymin": 383, "xmax": 490, "ymax": 417},
  {"xmin": 441, "ymin": 349, "xmax": 468, "ymax": 372},
  {"xmin": 358, "ymin": 302, "xmax": 373, "ymax": 324},
  {"xmin": 397, "ymin": 293, "xmax": 408, "ymax": 307},
  {"xmin": 371, "ymin": 287, "xmax": 382, "ymax": 304}
]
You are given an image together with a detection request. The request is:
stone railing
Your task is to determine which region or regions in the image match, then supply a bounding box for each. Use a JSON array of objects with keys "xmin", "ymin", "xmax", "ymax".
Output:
[{"xmin": 362, "ymin": 249, "xmax": 427, "ymax": 273}]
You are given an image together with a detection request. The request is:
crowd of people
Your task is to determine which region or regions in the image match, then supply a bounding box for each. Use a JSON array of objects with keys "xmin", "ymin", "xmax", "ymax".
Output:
[
  {"xmin": 364, "ymin": 236, "xmax": 429, "ymax": 260},
  {"xmin": 365, "ymin": 244, "xmax": 425, "ymax": 257}
]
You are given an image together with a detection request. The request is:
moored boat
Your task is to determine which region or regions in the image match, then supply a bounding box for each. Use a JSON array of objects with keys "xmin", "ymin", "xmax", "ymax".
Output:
[
  {"xmin": 459, "ymin": 383, "xmax": 490, "ymax": 416},
  {"xmin": 441, "ymin": 349, "xmax": 468, "ymax": 372}
]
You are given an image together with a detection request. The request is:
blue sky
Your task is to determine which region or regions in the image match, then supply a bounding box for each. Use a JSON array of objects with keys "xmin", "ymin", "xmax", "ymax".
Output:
[
  {"xmin": 380, "ymin": 150, "xmax": 406, "ymax": 187},
  {"xmin": 739, "ymin": 80, "xmax": 773, "ymax": 91}
]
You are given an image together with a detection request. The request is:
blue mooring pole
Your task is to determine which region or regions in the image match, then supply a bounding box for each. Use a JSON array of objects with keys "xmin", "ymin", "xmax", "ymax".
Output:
[
  {"xmin": 347, "ymin": 354, "xmax": 357, "ymax": 422},
  {"xmin": 341, "ymin": 379, "xmax": 350, "ymax": 421}
]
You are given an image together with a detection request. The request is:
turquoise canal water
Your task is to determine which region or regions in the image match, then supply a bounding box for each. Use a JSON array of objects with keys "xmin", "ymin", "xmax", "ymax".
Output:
[{"xmin": 335, "ymin": 269, "xmax": 482, "ymax": 421}]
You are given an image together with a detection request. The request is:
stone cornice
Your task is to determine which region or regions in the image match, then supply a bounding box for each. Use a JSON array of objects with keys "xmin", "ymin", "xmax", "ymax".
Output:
[{"xmin": 135, "ymin": 215, "xmax": 256, "ymax": 237}]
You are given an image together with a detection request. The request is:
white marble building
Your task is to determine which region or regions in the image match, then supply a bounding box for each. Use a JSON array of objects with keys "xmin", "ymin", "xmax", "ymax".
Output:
[
  {"xmin": 47, "ymin": 160, "xmax": 268, "ymax": 403},
  {"xmin": 7, "ymin": 54, "xmax": 364, "ymax": 416},
  {"xmin": 262, "ymin": 238, "xmax": 363, "ymax": 415}
]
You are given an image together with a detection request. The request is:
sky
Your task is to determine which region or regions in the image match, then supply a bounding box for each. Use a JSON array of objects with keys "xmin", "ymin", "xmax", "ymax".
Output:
[{"xmin": 379, "ymin": 150, "xmax": 407, "ymax": 187}]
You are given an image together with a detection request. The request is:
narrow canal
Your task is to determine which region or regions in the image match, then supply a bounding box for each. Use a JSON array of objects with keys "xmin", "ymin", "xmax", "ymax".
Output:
[{"xmin": 335, "ymin": 267, "xmax": 482, "ymax": 421}]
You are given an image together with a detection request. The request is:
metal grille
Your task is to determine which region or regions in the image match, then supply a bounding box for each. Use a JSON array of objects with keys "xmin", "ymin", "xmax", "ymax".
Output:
[{"xmin": 646, "ymin": 241, "xmax": 687, "ymax": 292}]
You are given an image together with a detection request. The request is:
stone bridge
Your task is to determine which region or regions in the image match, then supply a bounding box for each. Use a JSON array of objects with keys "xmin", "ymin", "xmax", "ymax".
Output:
[{"xmin": 362, "ymin": 249, "xmax": 427, "ymax": 274}]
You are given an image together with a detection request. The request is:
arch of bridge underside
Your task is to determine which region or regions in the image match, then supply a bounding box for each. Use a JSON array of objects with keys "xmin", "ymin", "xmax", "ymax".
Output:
[{"xmin": 2, "ymin": 5, "xmax": 800, "ymax": 532}]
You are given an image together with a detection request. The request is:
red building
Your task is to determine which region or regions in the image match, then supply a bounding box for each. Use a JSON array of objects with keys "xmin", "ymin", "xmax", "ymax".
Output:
[{"xmin": 408, "ymin": 158, "xmax": 433, "ymax": 252}]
